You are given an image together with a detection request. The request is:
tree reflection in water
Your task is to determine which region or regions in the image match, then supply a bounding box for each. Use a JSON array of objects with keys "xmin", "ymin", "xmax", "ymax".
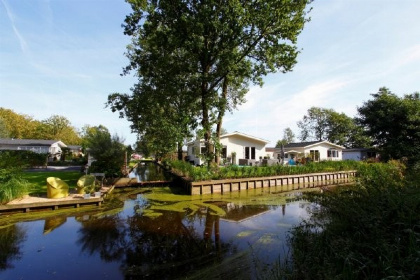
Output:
[
  {"xmin": 124, "ymin": 210, "xmax": 234, "ymax": 279},
  {"xmin": 75, "ymin": 203, "xmax": 236, "ymax": 279},
  {"xmin": 76, "ymin": 214, "xmax": 128, "ymax": 262},
  {"xmin": 0, "ymin": 225, "xmax": 26, "ymax": 270}
]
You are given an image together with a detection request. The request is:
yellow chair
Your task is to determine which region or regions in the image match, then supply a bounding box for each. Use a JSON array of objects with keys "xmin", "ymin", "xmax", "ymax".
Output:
[
  {"xmin": 76, "ymin": 175, "xmax": 96, "ymax": 194},
  {"xmin": 46, "ymin": 177, "xmax": 69, "ymax": 198}
]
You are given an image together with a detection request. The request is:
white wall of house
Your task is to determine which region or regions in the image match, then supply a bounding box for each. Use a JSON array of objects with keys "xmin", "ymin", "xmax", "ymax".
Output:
[
  {"xmin": 186, "ymin": 132, "xmax": 269, "ymax": 165},
  {"xmin": 306, "ymin": 142, "xmax": 343, "ymax": 161},
  {"xmin": 220, "ymin": 134, "xmax": 268, "ymax": 164},
  {"xmin": 269, "ymin": 141, "xmax": 344, "ymax": 164}
]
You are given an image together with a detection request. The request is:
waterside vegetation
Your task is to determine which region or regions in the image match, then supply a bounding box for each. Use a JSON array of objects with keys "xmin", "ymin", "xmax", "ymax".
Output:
[
  {"xmin": 274, "ymin": 160, "xmax": 420, "ymax": 279},
  {"xmin": 165, "ymin": 159, "xmax": 362, "ymax": 181}
]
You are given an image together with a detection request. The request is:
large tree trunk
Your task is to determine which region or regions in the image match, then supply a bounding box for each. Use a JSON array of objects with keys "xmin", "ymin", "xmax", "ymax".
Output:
[
  {"xmin": 177, "ymin": 142, "xmax": 183, "ymax": 160},
  {"xmin": 215, "ymin": 77, "xmax": 228, "ymax": 165},
  {"xmin": 201, "ymin": 80, "xmax": 212, "ymax": 167}
]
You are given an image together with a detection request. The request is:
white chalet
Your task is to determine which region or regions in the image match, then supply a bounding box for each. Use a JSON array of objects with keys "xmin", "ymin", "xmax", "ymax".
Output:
[
  {"xmin": 267, "ymin": 140, "xmax": 345, "ymax": 163},
  {"xmin": 187, "ymin": 131, "xmax": 270, "ymax": 166}
]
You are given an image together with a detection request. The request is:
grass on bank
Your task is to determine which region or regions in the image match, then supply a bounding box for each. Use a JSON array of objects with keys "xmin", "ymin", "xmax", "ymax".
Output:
[
  {"xmin": 21, "ymin": 171, "xmax": 81, "ymax": 196},
  {"xmin": 272, "ymin": 161, "xmax": 420, "ymax": 280}
]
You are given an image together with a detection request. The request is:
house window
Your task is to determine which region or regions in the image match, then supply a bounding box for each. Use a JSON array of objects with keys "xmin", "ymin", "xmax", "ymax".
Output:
[
  {"xmin": 221, "ymin": 147, "xmax": 227, "ymax": 159},
  {"xmin": 310, "ymin": 150, "xmax": 320, "ymax": 161},
  {"xmin": 328, "ymin": 150, "xmax": 339, "ymax": 158},
  {"xmin": 200, "ymin": 146, "xmax": 206, "ymax": 154},
  {"xmin": 245, "ymin": 147, "xmax": 256, "ymax": 160}
]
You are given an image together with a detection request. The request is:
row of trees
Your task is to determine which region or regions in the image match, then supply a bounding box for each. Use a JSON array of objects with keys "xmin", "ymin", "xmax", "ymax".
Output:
[
  {"xmin": 276, "ymin": 87, "xmax": 420, "ymax": 164},
  {"xmin": 0, "ymin": 108, "xmax": 129, "ymax": 175},
  {"xmin": 0, "ymin": 108, "xmax": 81, "ymax": 144},
  {"xmin": 107, "ymin": 0, "xmax": 313, "ymax": 165}
]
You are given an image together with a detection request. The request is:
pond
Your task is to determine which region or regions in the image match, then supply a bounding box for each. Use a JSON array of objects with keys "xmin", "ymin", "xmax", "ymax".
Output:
[{"xmin": 0, "ymin": 164, "xmax": 317, "ymax": 280}]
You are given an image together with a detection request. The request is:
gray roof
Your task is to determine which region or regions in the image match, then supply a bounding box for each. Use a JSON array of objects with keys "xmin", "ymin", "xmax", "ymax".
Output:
[
  {"xmin": 0, "ymin": 138, "xmax": 65, "ymax": 146},
  {"xmin": 284, "ymin": 141, "xmax": 322, "ymax": 148}
]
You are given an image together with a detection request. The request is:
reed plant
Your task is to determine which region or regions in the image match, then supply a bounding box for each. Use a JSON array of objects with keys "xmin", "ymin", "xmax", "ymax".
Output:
[{"xmin": 284, "ymin": 161, "xmax": 420, "ymax": 279}]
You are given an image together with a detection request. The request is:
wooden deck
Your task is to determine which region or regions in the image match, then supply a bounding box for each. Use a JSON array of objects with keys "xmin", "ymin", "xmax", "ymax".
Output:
[
  {"xmin": 0, "ymin": 194, "xmax": 103, "ymax": 214},
  {"xmin": 0, "ymin": 177, "xmax": 170, "ymax": 214}
]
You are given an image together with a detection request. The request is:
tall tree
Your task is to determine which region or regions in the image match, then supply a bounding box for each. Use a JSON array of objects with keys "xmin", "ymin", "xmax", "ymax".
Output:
[
  {"xmin": 276, "ymin": 127, "xmax": 295, "ymax": 147},
  {"xmin": 115, "ymin": 0, "xmax": 312, "ymax": 165},
  {"xmin": 82, "ymin": 125, "xmax": 127, "ymax": 175},
  {"xmin": 0, "ymin": 117, "xmax": 10, "ymax": 138},
  {"xmin": 41, "ymin": 115, "xmax": 81, "ymax": 144},
  {"xmin": 0, "ymin": 108, "xmax": 41, "ymax": 139},
  {"xmin": 298, "ymin": 107, "xmax": 332, "ymax": 142},
  {"xmin": 298, "ymin": 107, "xmax": 369, "ymax": 148},
  {"xmin": 356, "ymin": 87, "xmax": 420, "ymax": 163}
]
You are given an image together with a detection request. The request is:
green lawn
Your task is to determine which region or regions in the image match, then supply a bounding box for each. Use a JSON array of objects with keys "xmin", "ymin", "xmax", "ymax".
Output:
[{"xmin": 22, "ymin": 171, "xmax": 82, "ymax": 195}]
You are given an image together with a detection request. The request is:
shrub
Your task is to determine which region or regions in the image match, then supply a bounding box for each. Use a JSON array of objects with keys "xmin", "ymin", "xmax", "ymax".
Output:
[
  {"xmin": 286, "ymin": 161, "xmax": 420, "ymax": 279},
  {"xmin": 0, "ymin": 178, "xmax": 30, "ymax": 204}
]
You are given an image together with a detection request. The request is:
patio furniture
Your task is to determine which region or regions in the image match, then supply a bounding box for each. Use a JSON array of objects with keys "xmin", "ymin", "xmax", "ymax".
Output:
[
  {"xmin": 46, "ymin": 177, "xmax": 69, "ymax": 198},
  {"xmin": 76, "ymin": 175, "xmax": 96, "ymax": 194}
]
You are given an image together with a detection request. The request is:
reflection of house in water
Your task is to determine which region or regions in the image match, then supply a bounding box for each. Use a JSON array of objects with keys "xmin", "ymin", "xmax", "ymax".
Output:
[
  {"xmin": 220, "ymin": 203, "xmax": 271, "ymax": 222},
  {"xmin": 43, "ymin": 216, "xmax": 67, "ymax": 234}
]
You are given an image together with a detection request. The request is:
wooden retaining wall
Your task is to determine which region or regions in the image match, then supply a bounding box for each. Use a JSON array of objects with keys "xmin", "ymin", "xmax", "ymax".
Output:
[{"xmin": 187, "ymin": 171, "xmax": 357, "ymax": 195}]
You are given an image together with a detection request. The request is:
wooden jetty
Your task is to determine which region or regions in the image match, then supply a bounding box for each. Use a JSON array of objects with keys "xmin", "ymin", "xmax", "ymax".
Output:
[
  {"xmin": 0, "ymin": 194, "xmax": 104, "ymax": 214},
  {"xmin": 0, "ymin": 177, "xmax": 169, "ymax": 214}
]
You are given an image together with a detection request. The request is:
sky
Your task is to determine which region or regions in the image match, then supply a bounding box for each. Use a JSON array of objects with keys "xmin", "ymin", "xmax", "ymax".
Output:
[{"xmin": 1, "ymin": 0, "xmax": 419, "ymax": 148}]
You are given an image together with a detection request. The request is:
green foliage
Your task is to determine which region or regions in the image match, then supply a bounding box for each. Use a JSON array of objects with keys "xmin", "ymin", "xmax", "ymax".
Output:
[
  {"xmin": 115, "ymin": 0, "xmax": 312, "ymax": 165},
  {"xmin": 21, "ymin": 171, "xmax": 80, "ymax": 195},
  {"xmin": 167, "ymin": 160, "xmax": 362, "ymax": 181},
  {"xmin": 0, "ymin": 178, "xmax": 30, "ymax": 204},
  {"xmin": 0, "ymin": 150, "xmax": 47, "ymax": 169},
  {"xmin": 0, "ymin": 151, "xmax": 42, "ymax": 203},
  {"xmin": 81, "ymin": 125, "xmax": 126, "ymax": 177},
  {"xmin": 357, "ymin": 87, "xmax": 420, "ymax": 165},
  {"xmin": 286, "ymin": 161, "xmax": 420, "ymax": 279},
  {"xmin": 298, "ymin": 106, "xmax": 370, "ymax": 148},
  {"xmin": 0, "ymin": 108, "xmax": 81, "ymax": 143}
]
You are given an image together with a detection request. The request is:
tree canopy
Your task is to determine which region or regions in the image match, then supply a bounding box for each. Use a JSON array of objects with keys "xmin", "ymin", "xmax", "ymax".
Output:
[
  {"xmin": 356, "ymin": 87, "xmax": 420, "ymax": 164},
  {"xmin": 0, "ymin": 108, "xmax": 81, "ymax": 144},
  {"xmin": 108, "ymin": 0, "xmax": 312, "ymax": 164},
  {"xmin": 297, "ymin": 107, "xmax": 371, "ymax": 148},
  {"xmin": 81, "ymin": 125, "xmax": 127, "ymax": 176},
  {"xmin": 276, "ymin": 127, "xmax": 295, "ymax": 147}
]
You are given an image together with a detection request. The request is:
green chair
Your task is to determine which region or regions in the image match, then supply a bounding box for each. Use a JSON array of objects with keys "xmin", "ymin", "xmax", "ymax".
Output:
[
  {"xmin": 76, "ymin": 175, "xmax": 96, "ymax": 194},
  {"xmin": 46, "ymin": 177, "xmax": 69, "ymax": 199}
]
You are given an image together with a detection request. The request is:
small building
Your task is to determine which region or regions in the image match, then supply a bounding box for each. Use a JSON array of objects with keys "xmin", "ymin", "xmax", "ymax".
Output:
[
  {"xmin": 187, "ymin": 131, "xmax": 270, "ymax": 166},
  {"xmin": 266, "ymin": 140, "xmax": 345, "ymax": 164},
  {"xmin": 342, "ymin": 148, "xmax": 377, "ymax": 161},
  {"xmin": 0, "ymin": 138, "xmax": 67, "ymax": 161}
]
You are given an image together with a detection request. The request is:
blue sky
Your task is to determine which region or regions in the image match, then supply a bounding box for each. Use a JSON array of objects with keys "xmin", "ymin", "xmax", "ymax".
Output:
[{"xmin": 1, "ymin": 0, "xmax": 419, "ymax": 147}]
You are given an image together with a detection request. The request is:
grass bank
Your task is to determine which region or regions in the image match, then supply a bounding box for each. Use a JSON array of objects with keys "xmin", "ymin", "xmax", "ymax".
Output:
[
  {"xmin": 165, "ymin": 160, "xmax": 362, "ymax": 181},
  {"xmin": 21, "ymin": 171, "xmax": 81, "ymax": 196},
  {"xmin": 272, "ymin": 161, "xmax": 420, "ymax": 279}
]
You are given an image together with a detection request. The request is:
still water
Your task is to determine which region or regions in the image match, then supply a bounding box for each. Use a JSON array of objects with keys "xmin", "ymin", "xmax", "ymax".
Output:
[{"xmin": 0, "ymin": 164, "xmax": 316, "ymax": 280}]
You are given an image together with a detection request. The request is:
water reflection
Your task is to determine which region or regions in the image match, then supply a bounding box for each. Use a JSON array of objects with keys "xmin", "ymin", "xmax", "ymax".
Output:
[
  {"xmin": 0, "ymin": 187, "xmax": 313, "ymax": 279},
  {"xmin": 77, "ymin": 215, "xmax": 127, "ymax": 262},
  {"xmin": 43, "ymin": 215, "xmax": 67, "ymax": 234},
  {"xmin": 129, "ymin": 161, "xmax": 172, "ymax": 182},
  {"xmin": 0, "ymin": 225, "xmax": 26, "ymax": 270}
]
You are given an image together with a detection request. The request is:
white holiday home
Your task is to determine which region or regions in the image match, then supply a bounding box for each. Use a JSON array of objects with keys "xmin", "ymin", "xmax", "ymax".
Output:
[{"xmin": 186, "ymin": 131, "xmax": 270, "ymax": 166}]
